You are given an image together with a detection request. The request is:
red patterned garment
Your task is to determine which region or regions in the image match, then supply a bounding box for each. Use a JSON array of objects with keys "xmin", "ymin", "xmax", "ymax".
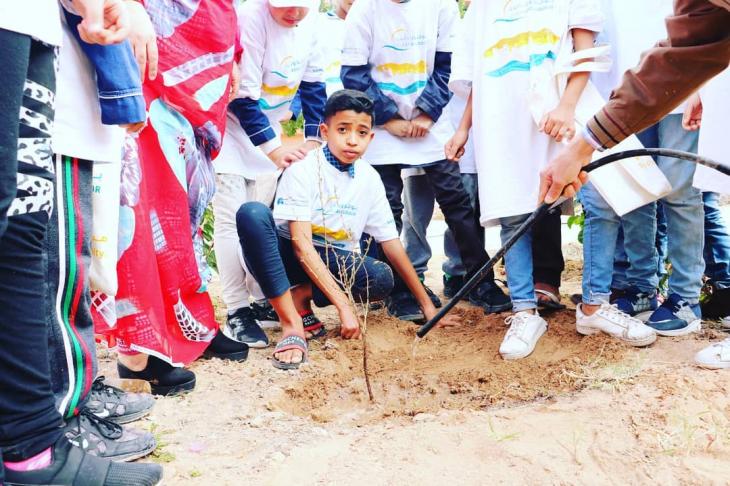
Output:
[{"xmin": 93, "ymin": 0, "xmax": 237, "ymax": 365}]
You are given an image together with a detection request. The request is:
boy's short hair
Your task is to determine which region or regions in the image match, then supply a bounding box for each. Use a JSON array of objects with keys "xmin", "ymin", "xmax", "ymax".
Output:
[{"xmin": 324, "ymin": 90, "xmax": 375, "ymax": 126}]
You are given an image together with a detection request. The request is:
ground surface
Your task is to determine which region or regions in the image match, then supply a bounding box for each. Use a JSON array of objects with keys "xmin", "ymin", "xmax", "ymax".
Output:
[{"xmin": 99, "ymin": 255, "xmax": 730, "ymax": 486}]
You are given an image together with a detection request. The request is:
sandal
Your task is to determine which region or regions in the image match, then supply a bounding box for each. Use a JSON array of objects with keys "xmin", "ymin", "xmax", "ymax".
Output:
[
  {"xmin": 272, "ymin": 334, "xmax": 308, "ymax": 370},
  {"xmin": 535, "ymin": 284, "xmax": 566, "ymax": 311},
  {"xmin": 301, "ymin": 310, "xmax": 326, "ymax": 340}
]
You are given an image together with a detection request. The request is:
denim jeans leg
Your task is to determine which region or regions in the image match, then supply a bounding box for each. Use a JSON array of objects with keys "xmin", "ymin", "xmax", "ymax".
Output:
[
  {"xmin": 500, "ymin": 214, "xmax": 536, "ymax": 311},
  {"xmin": 612, "ymin": 226, "xmax": 630, "ymax": 290},
  {"xmin": 402, "ymin": 173, "xmax": 434, "ymax": 278},
  {"xmin": 656, "ymin": 114, "xmax": 703, "ymax": 304},
  {"xmin": 703, "ymin": 192, "xmax": 730, "ymax": 288},
  {"xmin": 443, "ymin": 173, "xmax": 480, "ymax": 277},
  {"xmin": 580, "ymin": 183, "xmax": 619, "ymax": 304},
  {"xmin": 619, "ymin": 201, "xmax": 659, "ymax": 293},
  {"xmin": 313, "ymin": 246, "xmax": 395, "ymax": 306},
  {"xmin": 236, "ymin": 202, "xmax": 294, "ymax": 299},
  {"xmin": 655, "ymin": 202, "xmax": 668, "ymax": 280},
  {"xmin": 424, "ymin": 161, "xmax": 490, "ymax": 276}
]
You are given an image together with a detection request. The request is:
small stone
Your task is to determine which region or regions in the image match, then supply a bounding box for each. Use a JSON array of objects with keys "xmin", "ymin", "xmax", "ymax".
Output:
[
  {"xmin": 413, "ymin": 413, "xmax": 435, "ymax": 422},
  {"xmin": 311, "ymin": 427, "xmax": 328, "ymax": 437}
]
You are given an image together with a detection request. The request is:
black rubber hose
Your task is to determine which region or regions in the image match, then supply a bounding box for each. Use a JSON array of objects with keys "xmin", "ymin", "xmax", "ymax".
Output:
[{"xmin": 416, "ymin": 148, "xmax": 730, "ymax": 339}]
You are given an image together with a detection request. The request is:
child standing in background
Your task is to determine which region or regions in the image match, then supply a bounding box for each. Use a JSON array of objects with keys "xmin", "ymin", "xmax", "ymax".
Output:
[
  {"xmin": 213, "ymin": 0, "xmax": 327, "ymax": 348},
  {"xmin": 447, "ymin": 0, "xmax": 606, "ymax": 359}
]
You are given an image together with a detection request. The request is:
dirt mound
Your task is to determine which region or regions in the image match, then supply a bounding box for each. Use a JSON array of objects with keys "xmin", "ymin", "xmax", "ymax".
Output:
[{"xmin": 274, "ymin": 305, "xmax": 629, "ymax": 422}]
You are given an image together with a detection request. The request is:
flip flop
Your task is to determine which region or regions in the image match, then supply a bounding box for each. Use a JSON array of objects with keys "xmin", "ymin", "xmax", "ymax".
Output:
[
  {"xmin": 301, "ymin": 310, "xmax": 327, "ymax": 340},
  {"xmin": 535, "ymin": 288, "xmax": 566, "ymax": 311},
  {"xmin": 272, "ymin": 335, "xmax": 308, "ymax": 370}
]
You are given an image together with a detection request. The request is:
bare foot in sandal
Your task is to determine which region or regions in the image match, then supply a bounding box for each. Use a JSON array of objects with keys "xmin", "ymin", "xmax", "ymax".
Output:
[{"xmin": 273, "ymin": 334, "xmax": 308, "ymax": 370}]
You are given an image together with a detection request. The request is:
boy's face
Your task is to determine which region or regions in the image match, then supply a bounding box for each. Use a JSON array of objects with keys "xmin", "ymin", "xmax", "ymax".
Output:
[
  {"xmin": 320, "ymin": 110, "xmax": 374, "ymax": 164},
  {"xmin": 268, "ymin": 5, "xmax": 310, "ymax": 27}
]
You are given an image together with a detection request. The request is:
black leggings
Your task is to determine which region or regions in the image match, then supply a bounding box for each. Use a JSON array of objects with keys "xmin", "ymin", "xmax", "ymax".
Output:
[{"xmin": 0, "ymin": 29, "xmax": 63, "ymax": 464}]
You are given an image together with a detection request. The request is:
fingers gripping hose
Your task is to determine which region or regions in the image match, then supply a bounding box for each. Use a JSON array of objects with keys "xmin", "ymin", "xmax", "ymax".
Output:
[{"xmin": 416, "ymin": 149, "xmax": 730, "ymax": 339}]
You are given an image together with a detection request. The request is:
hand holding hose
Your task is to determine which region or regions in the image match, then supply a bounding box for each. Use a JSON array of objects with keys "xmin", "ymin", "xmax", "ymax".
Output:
[{"xmin": 538, "ymin": 136, "xmax": 594, "ymax": 204}]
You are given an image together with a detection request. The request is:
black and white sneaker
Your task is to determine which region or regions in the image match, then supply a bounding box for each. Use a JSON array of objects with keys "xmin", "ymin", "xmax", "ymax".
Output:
[
  {"xmin": 63, "ymin": 408, "xmax": 156, "ymax": 462},
  {"xmin": 87, "ymin": 376, "xmax": 155, "ymax": 424},
  {"xmin": 251, "ymin": 299, "xmax": 280, "ymax": 329},
  {"xmin": 223, "ymin": 306, "xmax": 270, "ymax": 348},
  {"xmin": 4, "ymin": 435, "xmax": 163, "ymax": 486}
]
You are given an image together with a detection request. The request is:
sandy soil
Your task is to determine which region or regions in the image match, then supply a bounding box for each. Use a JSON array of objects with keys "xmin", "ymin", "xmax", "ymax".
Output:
[{"xmin": 99, "ymin": 255, "xmax": 730, "ymax": 486}]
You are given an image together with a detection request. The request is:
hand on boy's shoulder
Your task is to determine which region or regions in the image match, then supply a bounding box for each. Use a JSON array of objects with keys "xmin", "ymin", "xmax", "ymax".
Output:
[{"xmin": 268, "ymin": 144, "xmax": 311, "ymax": 169}]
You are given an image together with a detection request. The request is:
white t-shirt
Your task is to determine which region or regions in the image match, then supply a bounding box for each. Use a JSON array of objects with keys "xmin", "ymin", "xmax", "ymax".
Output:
[
  {"xmin": 215, "ymin": 0, "xmax": 325, "ymax": 178},
  {"xmin": 694, "ymin": 68, "xmax": 730, "ymax": 194},
  {"xmin": 318, "ymin": 11, "xmax": 346, "ymax": 96},
  {"xmin": 0, "ymin": 1, "xmax": 63, "ymax": 46},
  {"xmin": 52, "ymin": 18, "xmax": 126, "ymax": 163},
  {"xmin": 342, "ymin": 0, "xmax": 458, "ymax": 166},
  {"xmin": 592, "ymin": 0, "xmax": 683, "ymax": 114},
  {"xmin": 451, "ymin": 0, "xmax": 602, "ymax": 225},
  {"xmin": 273, "ymin": 148, "xmax": 398, "ymax": 251}
]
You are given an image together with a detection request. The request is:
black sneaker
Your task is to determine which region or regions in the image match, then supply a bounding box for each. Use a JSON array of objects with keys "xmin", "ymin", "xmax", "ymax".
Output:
[
  {"xmin": 63, "ymin": 408, "xmax": 156, "ymax": 462},
  {"xmin": 203, "ymin": 329, "xmax": 251, "ymax": 359},
  {"xmin": 117, "ymin": 355, "xmax": 196, "ymax": 396},
  {"xmin": 443, "ymin": 274, "xmax": 466, "ymax": 300},
  {"xmin": 469, "ymin": 280, "xmax": 513, "ymax": 314},
  {"xmin": 251, "ymin": 299, "xmax": 280, "ymax": 329},
  {"xmin": 223, "ymin": 307, "xmax": 269, "ymax": 348},
  {"xmin": 424, "ymin": 284, "xmax": 442, "ymax": 308},
  {"xmin": 87, "ymin": 376, "xmax": 155, "ymax": 425},
  {"xmin": 701, "ymin": 282, "xmax": 730, "ymax": 320},
  {"xmin": 387, "ymin": 291, "xmax": 425, "ymax": 323},
  {"xmin": 4, "ymin": 435, "xmax": 163, "ymax": 486}
]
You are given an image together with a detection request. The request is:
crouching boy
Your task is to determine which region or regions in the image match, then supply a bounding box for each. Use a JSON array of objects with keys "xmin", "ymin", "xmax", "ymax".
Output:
[{"xmin": 236, "ymin": 90, "xmax": 458, "ymax": 369}]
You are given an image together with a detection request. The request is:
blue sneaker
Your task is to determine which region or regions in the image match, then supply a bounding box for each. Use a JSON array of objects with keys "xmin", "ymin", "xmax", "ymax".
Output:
[
  {"xmin": 646, "ymin": 293, "xmax": 702, "ymax": 337},
  {"xmin": 614, "ymin": 286, "xmax": 658, "ymax": 321}
]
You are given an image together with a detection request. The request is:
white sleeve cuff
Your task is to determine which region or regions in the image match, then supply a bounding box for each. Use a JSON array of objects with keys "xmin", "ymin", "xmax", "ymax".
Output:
[{"xmin": 260, "ymin": 136, "xmax": 283, "ymax": 155}]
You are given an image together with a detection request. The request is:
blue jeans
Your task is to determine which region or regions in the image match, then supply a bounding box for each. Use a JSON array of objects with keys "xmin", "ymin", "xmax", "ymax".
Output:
[
  {"xmin": 236, "ymin": 202, "xmax": 394, "ymax": 306},
  {"xmin": 500, "ymin": 214, "xmax": 537, "ymax": 311},
  {"xmin": 402, "ymin": 173, "xmax": 480, "ymax": 278},
  {"xmin": 703, "ymin": 192, "xmax": 730, "ymax": 288},
  {"xmin": 580, "ymin": 181, "xmax": 658, "ymax": 304},
  {"xmin": 611, "ymin": 203, "xmax": 667, "ymax": 290},
  {"xmin": 633, "ymin": 114, "xmax": 703, "ymax": 304}
]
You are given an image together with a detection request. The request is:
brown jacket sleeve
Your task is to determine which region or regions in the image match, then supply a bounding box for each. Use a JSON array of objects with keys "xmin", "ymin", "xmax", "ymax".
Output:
[{"xmin": 586, "ymin": 0, "xmax": 730, "ymax": 149}]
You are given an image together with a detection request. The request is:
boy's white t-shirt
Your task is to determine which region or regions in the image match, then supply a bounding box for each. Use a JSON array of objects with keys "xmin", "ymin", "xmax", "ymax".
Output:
[
  {"xmin": 593, "ymin": 0, "xmax": 683, "ymax": 114},
  {"xmin": 318, "ymin": 11, "xmax": 346, "ymax": 96},
  {"xmin": 694, "ymin": 68, "xmax": 730, "ymax": 194},
  {"xmin": 273, "ymin": 148, "xmax": 398, "ymax": 251},
  {"xmin": 342, "ymin": 0, "xmax": 458, "ymax": 166},
  {"xmin": 52, "ymin": 19, "xmax": 126, "ymax": 163},
  {"xmin": 0, "ymin": 1, "xmax": 62, "ymax": 46},
  {"xmin": 215, "ymin": 0, "xmax": 324, "ymax": 178},
  {"xmin": 451, "ymin": 0, "xmax": 602, "ymax": 225}
]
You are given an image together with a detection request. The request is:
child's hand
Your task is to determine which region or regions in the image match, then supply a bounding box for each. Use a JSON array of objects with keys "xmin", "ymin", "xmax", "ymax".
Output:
[
  {"xmin": 268, "ymin": 146, "xmax": 307, "ymax": 169},
  {"xmin": 229, "ymin": 61, "xmax": 240, "ymax": 102},
  {"xmin": 383, "ymin": 118, "xmax": 411, "ymax": 138},
  {"xmin": 682, "ymin": 93, "xmax": 702, "ymax": 131},
  {"xmin": 410, "ymin": 113, "xmax": 434, "ymax": 138},
  {"xmin": 539, "ymin": 104, "xmax": 576, "ymax": 143},
  {"xmin": 125, "ymin": 0, "xmax": 158, "ymax": 81},
  {"xmin": 338, "ymin": 305, "xmax": 362, "ymax": 339},
  {"xmin": 445, "ymin": 129, "xmax": 469, "ymax": 161},
  {"xmin": 75, "ymin": 0, "xmax": 130, "ymax": 45},
  {"xmin": 422, "ymin": 304, "xmax": 460, "ymax": 329}
]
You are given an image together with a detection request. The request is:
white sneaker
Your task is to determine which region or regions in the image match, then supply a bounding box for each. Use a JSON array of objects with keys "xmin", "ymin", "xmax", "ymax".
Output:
[
  {"xmin": 499, "ymin": 311, "xmax": 547, "ymax": 360},
  {"xmin": 695, "ymin": 338, "xmax": 730, "ymax": 369},
  {"xmin": 576, "ymin": 303, "xmax": 657, "ymax": 347},
  {"xmin": 721, "ymin": 316, "xmax": 730, "ymax": 330}
]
